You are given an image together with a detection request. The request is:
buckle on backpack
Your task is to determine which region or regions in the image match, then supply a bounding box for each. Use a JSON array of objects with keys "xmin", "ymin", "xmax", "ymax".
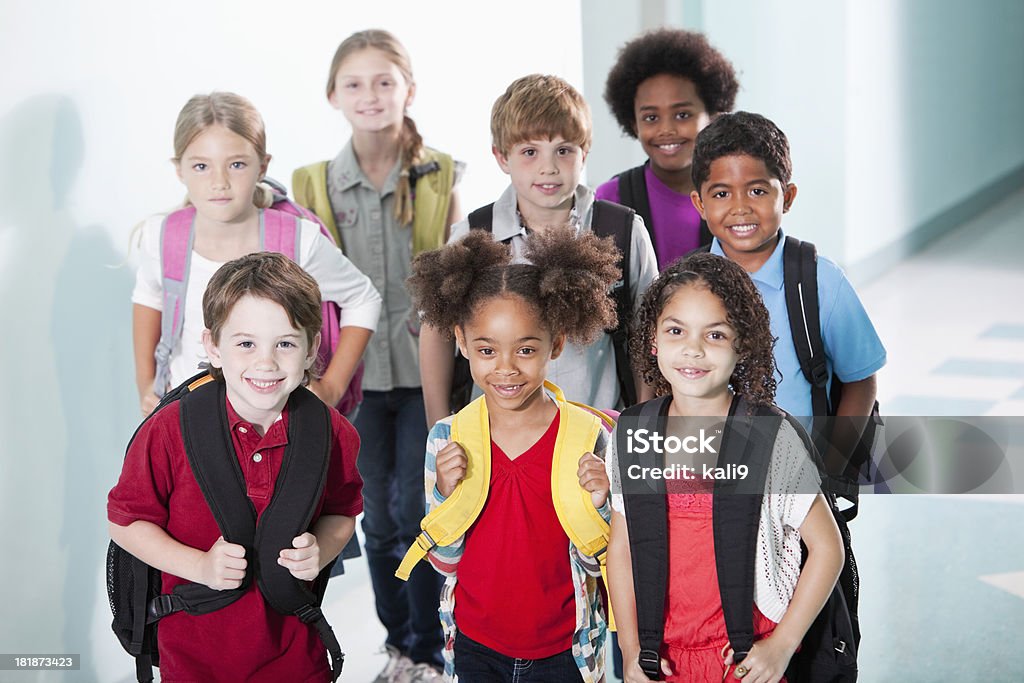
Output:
[
  {"xmin": 148, "ymin": 594, "xmax": 179, "ymax": 621},
  {"xmin": 638, "ymin": 649, "xmax": 661, "ymax": 678},
  {"xmin": 810, "ymin": 360, "xmax": 829, "ymax": 388},
  {"xmin": 295, "ymin": 604, "xmax": 323, "ymax": 624}
]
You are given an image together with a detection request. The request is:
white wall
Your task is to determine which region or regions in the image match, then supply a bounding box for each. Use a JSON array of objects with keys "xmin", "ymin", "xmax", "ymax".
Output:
[{"xmin": 0, "ymin": 2, "xmax": 581, "ymax": 680}]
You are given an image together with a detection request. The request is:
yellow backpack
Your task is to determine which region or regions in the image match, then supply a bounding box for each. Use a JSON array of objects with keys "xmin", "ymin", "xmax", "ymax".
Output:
[
  {"xmin": 291, "ymin": 148, "xmax": 454, "ymax": 255},
  {"xmin": 396, "ymin": 381, "xmax": 614, "ymax": 581}
]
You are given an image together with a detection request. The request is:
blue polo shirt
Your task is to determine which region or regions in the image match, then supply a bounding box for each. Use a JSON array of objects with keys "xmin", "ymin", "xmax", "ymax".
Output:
[{"xmin": 711, "ymin": 231, "xmax": 886, "ymax": 419}]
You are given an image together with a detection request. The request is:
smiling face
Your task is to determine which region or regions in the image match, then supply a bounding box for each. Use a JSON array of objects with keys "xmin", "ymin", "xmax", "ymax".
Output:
[
  {"xmin": 691, "ymin": 153, "xmax": 798, "ymax": 272},
  {"xmin": 634, "ymin": 74, "xmax": 710, "ymax": 191},
  {"xmin": 494, "ymin": 137, "xmax": 586, "ymax": 228},
  {"xmin": 328, "ymin": 47, "xmax": 414, "ymax": 135},
  {"xmin": 175, "ymin": 124, "xmax": 268, "ymax": 226},
  {"xmin": 202, "ymin": 295, "xmax": 320, "ymax": 433},
  {"xmin": 654, "ymin": 282, "xmax": 738, "ymax": 415},
  {"xmin": 454, "ymin": 294, "xmax": 564, "ymax": 416}
]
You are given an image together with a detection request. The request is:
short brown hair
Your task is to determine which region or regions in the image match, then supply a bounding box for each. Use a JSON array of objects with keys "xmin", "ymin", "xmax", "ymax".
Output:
[
  {"xmin": 490, "ymin": 74, "xmax": 592, "ymax": 156},
  {"xmin": 203, "ymin": 252, "xmax": 323, "ymax": 382}
]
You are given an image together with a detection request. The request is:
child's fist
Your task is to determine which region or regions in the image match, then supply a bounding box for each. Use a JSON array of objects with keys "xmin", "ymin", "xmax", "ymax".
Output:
[
  {"xmin": 435, "ymin": 440, "xmax": 469, "ymax": 498},
  {"xmin": 577, "ymin": 452, "xmax": 610, "ymax": 509},
  {"xmin": 199, "ymin": 536, "xmax": 247, "ymax": 590},
  {"xmin": 278, "ymin": 533, "xmax": 321, "ymax": 581}
]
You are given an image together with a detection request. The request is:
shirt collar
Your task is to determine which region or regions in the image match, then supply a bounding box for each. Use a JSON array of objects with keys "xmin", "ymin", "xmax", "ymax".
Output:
[
  {"xmin": 328, "ymin": 140, "xmax": 401, "ymax": 195},
  {"xmin": 709, "ymin": 229, "xmax": 786, "ymax": 290},
  {"xmin": 490, "ymin": 183, "xmax": 591, "ymax": 243},
  {"xmin": 226, "ymin": 396, "xmax": 288, "ymax": 442}
]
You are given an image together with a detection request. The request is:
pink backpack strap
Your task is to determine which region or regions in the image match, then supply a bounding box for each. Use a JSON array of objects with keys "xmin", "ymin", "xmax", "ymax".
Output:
[
  {"xmin": 155, "ymin": 207, "xmax": 197, "ymax": 396},
  {"xmin": 260, "ymin": 208, "xmax": 298, "ymax": 260}
]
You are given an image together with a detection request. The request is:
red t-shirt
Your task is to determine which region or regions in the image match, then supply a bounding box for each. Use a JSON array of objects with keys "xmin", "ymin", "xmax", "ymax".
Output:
[
  {"xmin": 454, "ymin": 412, "xmax": 577, "ymax": 659},
  {"xmin": 108, "ymin": 396, "xmax": 363, "ymax": 683}
]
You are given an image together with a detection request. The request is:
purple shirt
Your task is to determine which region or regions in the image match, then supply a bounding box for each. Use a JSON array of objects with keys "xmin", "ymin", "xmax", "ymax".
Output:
[{"xmin": 595, "ymin": 164, "xmax": 703, "ymax": 271}]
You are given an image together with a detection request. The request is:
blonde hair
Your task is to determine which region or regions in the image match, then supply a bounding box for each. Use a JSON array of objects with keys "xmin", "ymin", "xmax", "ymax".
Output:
[
  {"xmin": 490, "ymin": 74, "xmax": 592, "ymax": 156},
  {"xmin": 172, "ymin": 92, "xmax": 274, "ymax": 208},
  {"xmin": 326, "ymin": 29, "xmax": 422, "ymax": 226}
]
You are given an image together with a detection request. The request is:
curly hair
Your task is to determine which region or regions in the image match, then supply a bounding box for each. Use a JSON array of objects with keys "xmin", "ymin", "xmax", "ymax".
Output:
[
  {"xmin": 604, "ymin": 28, "xmax": 738, "ymax": 138},
  {"xmin": 691, "ymin": 111, "xmax": 792, "ymax": 192},
  {"xmin": 407, "ymin": 227, "xmax": 620, "ymax": 345},
  {"xmin": 630, "ymin": 252, "xmax": 777, "ymax": 407}
]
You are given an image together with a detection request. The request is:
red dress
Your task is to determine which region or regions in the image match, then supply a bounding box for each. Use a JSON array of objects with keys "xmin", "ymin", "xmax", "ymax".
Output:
[{"xmin": 661, "ymin": 478, "xmax": 785, "ymax": 682}]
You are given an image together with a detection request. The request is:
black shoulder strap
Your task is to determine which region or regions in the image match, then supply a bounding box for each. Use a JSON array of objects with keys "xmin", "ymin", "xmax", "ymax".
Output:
[
  {"xmin": 619, "ymin": 396, "xmax": 670, "ymax": 679},
  {"xmin": 617, "ymin": 164, "xmax": 655, "ymax": 254},
  {"xmin": 592, "ymin": 199, "xmax": 637, "ymax": 407},
  {"xmin": 712, "ymin": 397, "xmax": 782, "ymax": 664},
  {"xmin": 467, "ymin": 203, "xmax": 495, "ymax": 233},
  {"xmin": 174, "ymin": 381, "xmax": 344, "ymax": 680},
  {"xmin": 782, "ymin": 236, "xmax": 830, "ymax": 420}
]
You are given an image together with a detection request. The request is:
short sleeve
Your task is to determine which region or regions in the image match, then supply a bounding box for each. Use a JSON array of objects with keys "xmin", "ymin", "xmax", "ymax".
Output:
[
  {"xmin": 297, "ymin": 218, "xmax": 382, "ymax": 331},
  {"xmin": 320, "ymin": 410, "xmax": 364, "ymax": 517},
  {"xmin": 131, "ymin": 215, "xmax": 166, "ymax": 311},
  {"xmin": 628, "ymin": 216, "xmax": 658, "ymax": 311},
  {"xmin": 818, "ymin": 259, "xmax": 886, "ymax": 383},
  {"xmin": 107, "ymin": 404, "xmax": 180, "ymax": 528},
  {"xmin": 606, "ymin": 425, "xmax": 625, "ymax": 515},
  {"xmin": 766, "ymin": 419, "xmax": 821, "ymax": 531}
]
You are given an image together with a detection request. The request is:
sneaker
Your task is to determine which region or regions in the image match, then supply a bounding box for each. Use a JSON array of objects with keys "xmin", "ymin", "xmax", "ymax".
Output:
[
  {"xmin": 373, "ymin": 645, "xmax": 414, "ymax": 683},
  {"xmin": 396, "ymin": 662, "xmax": 444, "ymax": 683}
]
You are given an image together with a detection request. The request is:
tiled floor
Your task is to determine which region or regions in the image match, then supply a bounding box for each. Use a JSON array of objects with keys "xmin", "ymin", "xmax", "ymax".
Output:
[{"xmin": 321, "ymin": 186, "xmax": 1024, "ymax": 681}]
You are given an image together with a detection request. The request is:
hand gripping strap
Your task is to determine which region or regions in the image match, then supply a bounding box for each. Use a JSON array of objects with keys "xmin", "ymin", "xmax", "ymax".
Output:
[
  {"xmin": 395, "ymin": 390, "xmax": 492, "ymax": 581},
  {"xmin": 155, "ymin": 208, "xmax": 197, "ymax": 396}
]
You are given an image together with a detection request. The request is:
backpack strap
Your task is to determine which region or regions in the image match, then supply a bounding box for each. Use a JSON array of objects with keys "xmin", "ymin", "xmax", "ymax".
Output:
[
  {"xmin": 616, "ymin": 164, "xmax": 655, "ymax": 254},
  {"xmin": 260, "ymin": 208, "xmax": 300, "ymax": 259},
  {"xmin": 410, "ymin": 149, "xmax": 455, "ymax": 255},
  {"xmin": 291, "ymin": 162, "xmax": 341, "ymax": 248},
  {"xmin": 591, "ymin": 199, "xmax": 637, "ymax": 407},
  {"xmin": 712, "ymin": 397, "xmax": 782, "ymax": 664},
  {"xmin": 782, "ymin": 237, "xmax": 830, "ymax": 420},
  {"xmin": 618, "ymin": 396, "xmax": 671, "ymax": 679},
  {"xmin": 172, "ymin": 380, "xmax": 344, "ymax": 680},
  {"xmin": 467, "ymin": 203, "xmax": 496, "ymax": 233},
  {"xmin": 154, "ymin": 208, "xmax": 198, "ymax": 397}
]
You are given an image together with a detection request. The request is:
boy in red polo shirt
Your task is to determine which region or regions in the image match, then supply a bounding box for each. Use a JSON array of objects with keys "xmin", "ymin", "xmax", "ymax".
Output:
[{"xmin": 108, "ymin": 252, "xmax": 363, "ymax": 682}]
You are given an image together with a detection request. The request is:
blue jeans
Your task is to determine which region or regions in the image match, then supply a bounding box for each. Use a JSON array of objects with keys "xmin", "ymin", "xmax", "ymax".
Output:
[
  {"xmin": 354, "ymin": 388, "xmax": 444, "ymax": 666},
  {"xmin": 454, "ymin": 632, "xmax": 583, "ymax": 683}
]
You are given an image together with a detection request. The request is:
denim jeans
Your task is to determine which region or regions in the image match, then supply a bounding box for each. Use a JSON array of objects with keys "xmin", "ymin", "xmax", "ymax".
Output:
[
  {"xmin": 454, "ymin": 632, "xmax": 583, "ymax": 682},
  {"xmin": 354, "ymin": 388, "xmax": 444, "ymax": 666}
]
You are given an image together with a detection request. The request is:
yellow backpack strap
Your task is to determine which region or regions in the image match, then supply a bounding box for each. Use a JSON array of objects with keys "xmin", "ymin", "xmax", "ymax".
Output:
[
  {"xmin": 548, "ymin": 382, "xmax": 610, "ymax": 560},
  {"xmin": 395, "ymin": 394, "xmax": 492, "ymax": 581},
  {"xmin": 410, "ymin": 149, "xmax": 454, "ymax": 255},
  {"xmin": 291, "ymin": 162, "xmax": 342, "ymax": 249},
  {"xmin": 550, "ymin": 383, "xmax": 618, "ymax": 630}
]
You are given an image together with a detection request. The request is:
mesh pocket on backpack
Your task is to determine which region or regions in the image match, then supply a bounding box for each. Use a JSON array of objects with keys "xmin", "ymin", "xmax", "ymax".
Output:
[{"xmin": 106, "ymin": 541, "xmax": 161, "ymax": 663}]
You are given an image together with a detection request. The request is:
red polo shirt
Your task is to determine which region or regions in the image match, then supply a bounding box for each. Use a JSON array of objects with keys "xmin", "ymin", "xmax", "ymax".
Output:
[{"xmin": 108, "ymin": 397, "xmax": 362, "ymax": 683}]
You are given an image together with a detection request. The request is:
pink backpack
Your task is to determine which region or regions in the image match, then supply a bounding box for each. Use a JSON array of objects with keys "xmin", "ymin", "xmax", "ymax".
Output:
[{"xmin": 154, "ymin": 186, "xmax": 364, "ymax": 415}]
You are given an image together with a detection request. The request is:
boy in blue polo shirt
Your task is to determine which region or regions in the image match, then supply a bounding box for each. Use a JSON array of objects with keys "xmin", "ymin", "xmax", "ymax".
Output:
[{"xmin": 689, "ymin": 111, "xmax": 885, "ymax": 428}]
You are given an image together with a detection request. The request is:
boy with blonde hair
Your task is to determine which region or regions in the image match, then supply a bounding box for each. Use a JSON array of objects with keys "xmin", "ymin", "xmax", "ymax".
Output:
[{"xmin": 420, "ymin": 74, "xmax": 658, "ymax": 427}]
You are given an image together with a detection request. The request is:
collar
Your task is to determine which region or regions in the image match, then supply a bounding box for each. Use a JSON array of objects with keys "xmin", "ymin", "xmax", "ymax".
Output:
[
  {"xmin": 709, "ymin": 229, "xmax": 786, "ymax": 290},
  {"xmin": 490, "ymin": 183, "xmax": 592, "ymax": 243},
  {"xmin": 328, "ymin": 140, "xmax": 400, "ymax": 194},
  {"xmin": 226, "ymin": 396, "xmax": 288, "ymax": 442}
]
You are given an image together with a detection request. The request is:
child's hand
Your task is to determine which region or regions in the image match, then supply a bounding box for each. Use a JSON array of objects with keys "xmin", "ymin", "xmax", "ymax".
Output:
[
  {"xmin": 435, "ymin": 440, "xmax": 469, "ymax": 498},
  {"xmin": 197, "ymin": 536, "xmax": 246, "ymax": 590},
  {"xmin": 309, "ymin": 378, "xmax": 344, "ymax": 408},
  {"xmin": 278, "ymin": 533, "xmax": 321, "ymax": 581},
  {"xmin": 622, "ymin": 654, "xmax": 673, "ymax": 682},
  {"xmin": 723, "ymin": 635, "xmax": 796, "ymax": 683},
  {"xmin": 577, "ymin": 451, "xmax": 610, "ymax": 508},
  {"xmin": 140, "ymin": 392, "xmax": 159, "ymax": 417}
]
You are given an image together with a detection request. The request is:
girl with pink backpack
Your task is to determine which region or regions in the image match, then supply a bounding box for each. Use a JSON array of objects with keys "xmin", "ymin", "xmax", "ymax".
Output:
[{"xmin": 131, "ymin": 91, "xmax": 381, "ymax": 417}]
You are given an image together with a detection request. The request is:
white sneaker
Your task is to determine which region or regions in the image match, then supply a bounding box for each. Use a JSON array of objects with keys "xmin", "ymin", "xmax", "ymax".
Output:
[
  {"xmin": 397, "ymin": 662, "xmax": 444, "ymax": 683},
  {"xmin": 373, "ymin": 645, "xmax": 414, "ymax": 683}
]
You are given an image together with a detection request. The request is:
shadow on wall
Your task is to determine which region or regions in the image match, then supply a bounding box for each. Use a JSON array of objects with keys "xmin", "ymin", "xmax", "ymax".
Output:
[{"xmin": 0, "ymin": 94, "xmax": 136, "ymax": 682}]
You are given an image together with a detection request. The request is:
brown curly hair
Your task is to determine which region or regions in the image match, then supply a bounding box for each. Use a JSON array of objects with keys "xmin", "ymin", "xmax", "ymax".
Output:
[
  {"xmin": 407, "ymin": 227, "xmax": 620, "ymax": 345},
  {"xmin": 630, "ymin": 252, "xmax": 777, "ymax": 407}
]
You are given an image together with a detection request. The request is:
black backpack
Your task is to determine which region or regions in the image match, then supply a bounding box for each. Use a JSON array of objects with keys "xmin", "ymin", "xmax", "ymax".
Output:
[
  {"xmin": 456, "ymin": 199, "xmax": 638, "ymax": 410},
  {"xmin": 615, "ymin": 163, "xmax": 713, "ymax": 256},
  {"xmin": 106, "ymin": 373, "xmax": 344, "ymax": 682},
  {"xmin": 618, "ymin": 395, "xmax": 859, "ymax": 682},
  {"xmin": 695, "ymin": 236, "xmax": 884, "ymax": 520}
]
